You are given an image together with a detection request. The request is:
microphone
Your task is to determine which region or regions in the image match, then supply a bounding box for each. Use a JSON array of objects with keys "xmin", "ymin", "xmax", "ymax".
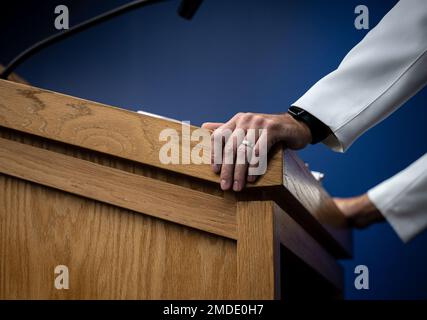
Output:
[{"xmin": 178, "ymin": 0, "xmax": 204, "ymax": 20}]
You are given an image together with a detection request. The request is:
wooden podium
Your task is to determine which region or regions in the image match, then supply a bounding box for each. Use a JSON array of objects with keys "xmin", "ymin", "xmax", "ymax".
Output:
[{"xmin": 0, "ymin": 79, "xmax": 351, "ymax": 299}]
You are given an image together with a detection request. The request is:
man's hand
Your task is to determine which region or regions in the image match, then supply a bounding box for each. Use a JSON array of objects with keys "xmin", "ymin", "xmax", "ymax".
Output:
[
  {"xmin": 202, "ymin": 112, "xmax": 312, "ymax": 191},
  {"xmin": 334, "ymin": 194, "xmax": 384, "ymax": 228}
]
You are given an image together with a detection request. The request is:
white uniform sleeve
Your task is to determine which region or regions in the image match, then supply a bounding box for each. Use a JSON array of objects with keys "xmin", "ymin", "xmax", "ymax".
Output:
[
  {"xmin": 292, "ymin": 0, "xmax": 427, "ymax": 152},
  {"xmin": 367, "ymin": 154, "xmax": 427, "ymax": 243}
]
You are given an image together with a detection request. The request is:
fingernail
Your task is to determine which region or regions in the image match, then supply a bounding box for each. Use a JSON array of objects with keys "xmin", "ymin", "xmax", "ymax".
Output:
[
  {"xmin": 221, "ymin": 179, "xmax": 228, "ymax": 190},
  {"xmin": 233, "ymin": 180, "xmax": 240, "ymax": 191}
]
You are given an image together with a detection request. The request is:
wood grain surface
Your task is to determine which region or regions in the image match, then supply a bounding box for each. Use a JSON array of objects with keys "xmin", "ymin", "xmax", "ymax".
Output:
[
  {"xmin": 0, "ymin": 79, "xmax": 283, "ymax": 188},
  {"xmin": 0, "ymin": 78, "xmax": 351, "ymax": 299},
  {"xmin": 0, "ymin": 79, "xmax": 351, "ymax": 255},
  {"xmin": 0, "ymin": 175, "xmax": 237, "ymax": 299},
  {"xmin": 282, "ymin": 151, "xmax": 352, "ymax": 255},
  {"xmin": 0, "ymin": 137, "xmax": 237, "ymax": 239},
  {"xmin": 273, "ymin": 204, "xmax": 343, "ymax": 291},
  {"xmin": 237, "ymin": 201, "xmax": 280, "ymax": 299}
]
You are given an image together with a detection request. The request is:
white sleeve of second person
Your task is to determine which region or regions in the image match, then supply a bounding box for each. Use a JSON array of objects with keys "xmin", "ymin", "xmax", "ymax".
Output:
[
  {"xmin": 367, "ymin": 154, "xmax": 427, "ymax": 243},
  {"xmin": 292, "ymin": 0, "xmax": 427, "ymax": 152}
]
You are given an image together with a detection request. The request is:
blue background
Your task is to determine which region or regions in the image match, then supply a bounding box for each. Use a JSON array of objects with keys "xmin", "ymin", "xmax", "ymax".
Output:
[{"xmin": 1, "ymin": 0, "xmax": 426, "ymax": 299}]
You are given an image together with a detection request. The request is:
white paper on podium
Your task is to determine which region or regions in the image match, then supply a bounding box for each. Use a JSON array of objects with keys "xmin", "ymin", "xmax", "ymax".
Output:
[{"xmin": 136, "ymin": 110, "xmax": 183, "ymax": 124}]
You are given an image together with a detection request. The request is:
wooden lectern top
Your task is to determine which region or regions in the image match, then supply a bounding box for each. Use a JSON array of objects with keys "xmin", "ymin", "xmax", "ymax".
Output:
[
  {"xmin": 0, "ymin": 79, "xmax": 283, "ymax": 187},
  {"xmin": 0, "ymin": 78, "xmax": 353, "ymax": 299},
  {"xmin": 0, "ymin": 79, "xmax": 351, "ymax": 257}
]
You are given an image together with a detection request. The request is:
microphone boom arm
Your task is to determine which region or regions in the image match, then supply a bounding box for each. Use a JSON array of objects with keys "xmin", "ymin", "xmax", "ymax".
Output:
[{"xmin": 0, "ymin": 0, "xmax": 204, "ymax": 79}]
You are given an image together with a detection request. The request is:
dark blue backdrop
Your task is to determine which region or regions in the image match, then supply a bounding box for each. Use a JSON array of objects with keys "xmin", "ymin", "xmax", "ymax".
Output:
[{"xmin": 1, "ymin": 0, "xmax": 426, "ymax": 299}]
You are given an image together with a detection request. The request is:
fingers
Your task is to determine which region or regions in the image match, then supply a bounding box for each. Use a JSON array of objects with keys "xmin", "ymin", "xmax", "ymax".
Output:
[
  {"xmin": 211, "ymin": 118, "xmax": 237, "ymax": 174},
  {"xmin": 205, "ymin": 112, "xmax": 312, "ymax": 191},
  {"xmin": 220, "ymin": 129, "xmax": 245, "ymax": 190},
  {"xmin": 246, "ymin": 141, "xmax": 260, "ymax": 183},
  {"xmin": 201, "ymin": 122, "xmax": 223, "ymax": 131},
  {"xmin": 207, "ymin": 112, "xmax": 278, "ymax": 191},
  {"xmin": 232, "ymin": 136, "xmax": 252, "ymax": 191},
  {"xmin": 247, "ymin": 130, "xmax": 271, "ymax": 182},
  {"xmin": 202, "ymin": 122, "xmax": 223, "ymax": 173}
]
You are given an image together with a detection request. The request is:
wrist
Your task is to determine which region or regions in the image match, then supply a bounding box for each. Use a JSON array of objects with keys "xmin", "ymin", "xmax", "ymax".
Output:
[
  {"xmin": 346, "ymin": 194, "xmax": 384, "ymax": 228},
  {"xmin": 280, "ymin": 113, "xmax": 312, "ymax": 149},
  {"xmin": 287, "ymin": 106, "xmax": 331, "ymax": 144},
  {"xmin": 359, "ymin": 194, "xmax": 384, "ymax": 222}
]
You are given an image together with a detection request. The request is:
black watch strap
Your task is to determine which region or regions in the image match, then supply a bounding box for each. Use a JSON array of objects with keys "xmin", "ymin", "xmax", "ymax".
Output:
[{"xmin": 288, "ymin": 106, "xmax": 331, "ymax": 144}]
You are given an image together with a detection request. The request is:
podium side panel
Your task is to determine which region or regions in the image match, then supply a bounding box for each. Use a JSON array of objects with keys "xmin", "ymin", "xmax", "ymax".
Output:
[
  {"xmin": 237, "ymin": 201, "xmax": 280, "ymax": 300},
  {"xmin": 0, "ymin": 175, "xmax": 237, "ymax": 299}
]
